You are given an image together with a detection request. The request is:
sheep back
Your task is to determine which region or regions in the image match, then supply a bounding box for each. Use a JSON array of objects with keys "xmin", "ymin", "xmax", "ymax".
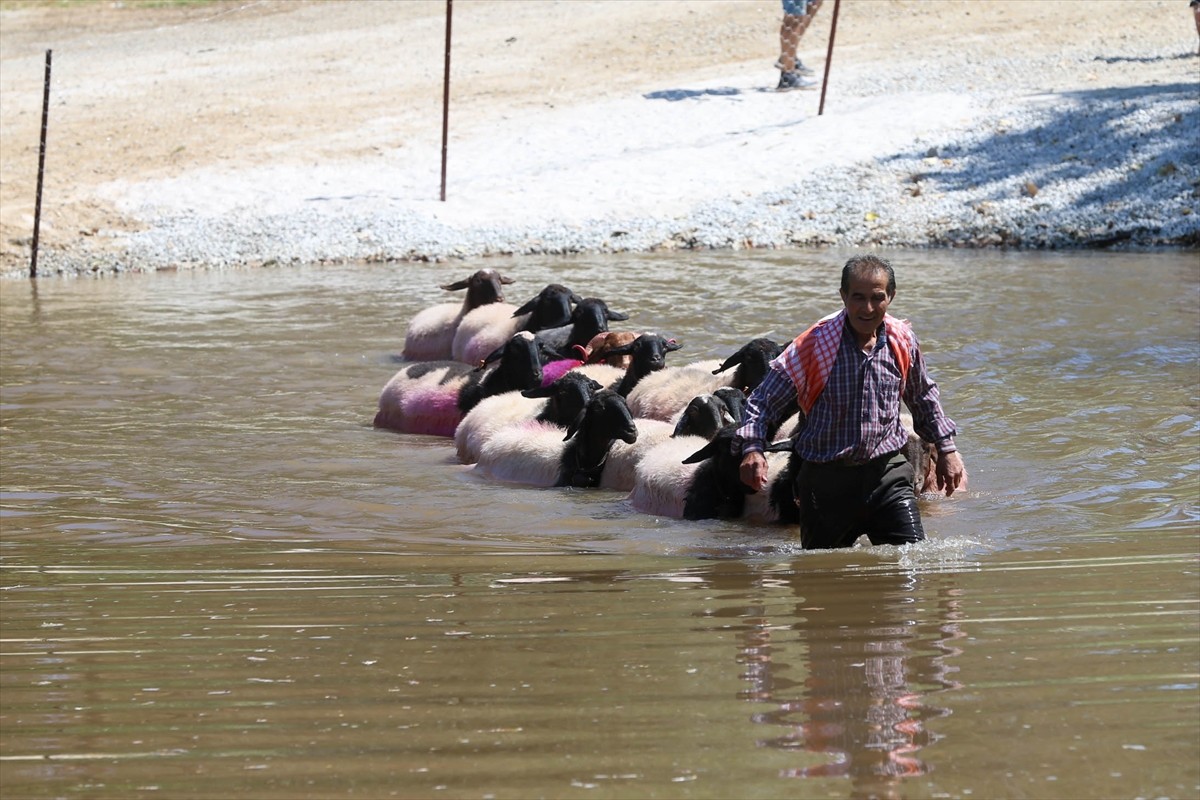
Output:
[
  {"xmin": 402, "ymin": 303, "xmax": 463, "ymax": 361},
  {"xmin": 627, "ymin": 435, "xmax": 709, "ymax": 518},
  {"xmin": 541, "ymin": 358, "xmax": 585, "ymax": 386},
  {"xmin": 599, "ymin": 418, "xmax": 674, "ymax": 492},
  {"xmin": 374, "ymin": 362, "xmax": 472, "ymax": 436},
  {"xmin": 454, "ymin": 391, "xmax": 547, "ymax": 465},
  {"xmin": 626, "ymin": 366, "xmax": 722, "ymax": 421},
  {"xmin": 474, "ymin": 420, "xmax": 567, "ymax": 488},
  {"xmin": 452, "ymin": 303, "xmax": 529, "ymax": 365}
]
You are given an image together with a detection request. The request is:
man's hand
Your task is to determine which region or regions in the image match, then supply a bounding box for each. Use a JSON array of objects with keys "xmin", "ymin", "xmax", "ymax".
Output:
[
  {"xmin": 935, "ymin": 450, "xmax": 967, "ymax": 496},
  {"xmin": 740, "ymin": 451, "xmax": 768, "ymax": 492}
]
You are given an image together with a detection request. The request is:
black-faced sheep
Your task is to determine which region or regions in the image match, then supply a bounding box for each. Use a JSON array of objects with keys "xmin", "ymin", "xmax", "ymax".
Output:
[
  {"xmin": 375, "ymin": 331, "xmax": 551, "ymax": 437},
  {"xmin": 534, "ymin": 298, "xmax": 631, "ymax": 360},
  {"xmin": 451, "ymin": 283, "xmax": 582, "ymax": 365},
  {"xmin": 627, "ymin": 426, "xmax": 800, "ymax": 522},
  {"xmin": 599, "ymin": 332, "xmax": 683, "ymax": 397},
  {"xmin": 402, "ymin": 269, "xmax": 514, "ymax": 361},
  {"xmin": 626, "ymin": 338, "xmax": 782, "ymax": 421},
  {"xmin": 669, "ymin": 387, "xmax": 746, "ymax": 439},
  {"xmin": 454, "ymin": 371, "xmax": 602, "ymax": 464},
  {"xmin": 473, "ymin": 389, "xmax": 639, "ymax": 488}
]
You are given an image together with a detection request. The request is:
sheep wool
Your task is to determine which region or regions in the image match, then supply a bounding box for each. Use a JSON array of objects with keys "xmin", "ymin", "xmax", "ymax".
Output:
[{"xmin": 474, "ymin": 420, "xmax": 573, "ymax": 488}]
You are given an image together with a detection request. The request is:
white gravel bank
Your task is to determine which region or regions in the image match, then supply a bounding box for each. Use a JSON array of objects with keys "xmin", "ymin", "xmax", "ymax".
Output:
[{"xmin": 15, "ymin": 20, "xmax": 1200, "ymax": 277}]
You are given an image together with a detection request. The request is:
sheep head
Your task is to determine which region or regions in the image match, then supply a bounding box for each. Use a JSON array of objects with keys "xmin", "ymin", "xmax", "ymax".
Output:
[
  {"xmin": 440, "ymin": 269, "xmax": 515, "ymax": 309},
  {"xmin": 711, "ymin": 338, "xmax": 783, "ymax": 393},
  {"xmin": 512, "ymin": 284, "xmax": 581, "ymax": 331}
]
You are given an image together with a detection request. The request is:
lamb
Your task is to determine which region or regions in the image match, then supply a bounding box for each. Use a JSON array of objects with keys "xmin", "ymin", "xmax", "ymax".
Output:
[
  {"xmin": 453, "ymin": 370, "xmax": 602, "ymax": 464},
  {"xmin": 899, "ymin": 409, "xmax": 940, "ymax": 494},
  {"xmin": 401, "ymin": 269, "xmax": 514, "ymax": 361},
  {"xmin": 451, "ymin": 283, "xmax": 582, "ymax": 366},
  {"xmin": 626, "ymin": 338, "xmax": 782, "ymax": 421},
  {"xmin": 578, "ymin": 331, "xmax": 639, "ymax": 369},
  {"xmin": 473, "ymin": 389, "xmax": 639, "ymax": 488},
  {"xmin": 374, "ymin": 331, "xmax": 549, "ymax": 437}
]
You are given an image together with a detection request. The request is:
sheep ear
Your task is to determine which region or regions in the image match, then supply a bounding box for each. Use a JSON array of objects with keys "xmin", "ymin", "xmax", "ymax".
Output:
[
  {"xmin": 605, "ymin": 308, "xmax": 630, "ymax": 322},
  {"xmin": 440, "ymin": 278, "xmax": 469, "ymax": 291},
  {"xmin": 681, "ymin": 439, "xmax": 719, "ymax": 464},
  {"xmin": 603, "ymin": 341, "xmax": 636, "ymax": 357},
  {"xmin": 511, "ymin": 296, "xmax": 539, "ymax": 316},
  {"xmin": 665, "ymin": 339, "xmax": 683, "ymax": 352},
  {"xmin": 522, "ymin": 384, "xmax": 553, "ymax": 398},
  {"xmin": 763, "ymin": 439, "xmax": 794, "ymax": 454},
  {"xmin": 712, "ymin": 347, "xmax": 745, "ymax": 375},
  {"xmin": 569, "ymin": 292, "xmax": 583, "ymax": 305},
  {"xmin": 500, "ymin": 275, "xmax": 517, "ymax": 284},
  {"xmin": 563, "ymin": 407, "xmax": 587, "ymax": 441},
  {"xmin": 671, "ymin": 413, "xmax": 693, "ymax": 438},
  {"xmin": 480, "ymin": 345, "xmax": 505, "ymax": 368}
]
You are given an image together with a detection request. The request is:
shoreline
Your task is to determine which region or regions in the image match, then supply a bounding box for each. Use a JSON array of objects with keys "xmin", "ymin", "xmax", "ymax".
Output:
[
  {"xmin": 16, "ymin": 79, "xmax": 1197, "ymax": 280},
  {"xmin": 2, "ymin": 0, "xmax": 1197, "ymax": 279}
]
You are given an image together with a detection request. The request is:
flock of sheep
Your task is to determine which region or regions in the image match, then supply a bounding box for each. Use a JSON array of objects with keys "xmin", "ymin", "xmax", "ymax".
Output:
[{"xmin": 374, "ymin": 268, "xmax": 934, "ymax": 523}]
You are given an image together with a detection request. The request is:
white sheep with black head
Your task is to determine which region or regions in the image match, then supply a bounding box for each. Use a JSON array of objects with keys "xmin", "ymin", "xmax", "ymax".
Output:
[
  {"xmin": 628, "ymin": 425, "xmax": 801, "ymax": 523},
  {"xmin": 451, "ymin": 283, "xmax": 583, "ymax": 365},
  {"xmin": 669, "ymin": 386, "xmax": 746, "ymax": 440},
  {"xmin": 597, "ymin": 332, "xmax": 683, "ymax": 397},
  {"xmin": 626, "ymin": 338, "xmax": 783, "ymax": 422},
  {"xmin": 375, "ymin": 331, "xmax": 553, "ymax": 437},
  {"xmin": 454, "ymin": 370, "xmax": 602, "ymax": 465},
  {"xmin": 402, "ymin": 269, "xmax": 514, "ymax": 361},
  {"xmin": 473, "ymin": 389, "xmax": 639, "ymax": 488}
]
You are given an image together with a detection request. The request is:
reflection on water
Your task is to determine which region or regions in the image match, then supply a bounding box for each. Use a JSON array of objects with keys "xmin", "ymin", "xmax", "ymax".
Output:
[
  {"xmin": 709, "ymin": 564, "xmax": 962, "ymax": 794},
  {"xmin": 1, "ymin": 249, "xmax": 1198, "ymax": 798}
]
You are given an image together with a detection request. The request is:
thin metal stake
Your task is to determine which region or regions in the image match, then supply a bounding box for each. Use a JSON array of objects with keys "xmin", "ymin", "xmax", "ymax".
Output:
[
  {"xmin": 817, "ymin": 0, "xmax": 840, "ymax": 116},
  {"xmin": 31, "ymin": 48, "xmax": 52, "ymax": 279},
  {"xmin": 440, "ymin": 0, "xmax": 452, "ymax": 202}
]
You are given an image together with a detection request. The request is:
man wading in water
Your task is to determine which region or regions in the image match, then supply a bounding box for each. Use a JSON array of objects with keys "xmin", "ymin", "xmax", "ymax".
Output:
[{"xmin": 733, "ymin": 255, "xmax": 966, "ymax": 549}]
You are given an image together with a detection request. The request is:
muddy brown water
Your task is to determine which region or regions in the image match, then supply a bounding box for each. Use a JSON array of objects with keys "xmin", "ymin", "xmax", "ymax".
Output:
[{"xmin": 2, "ymin": 249, "xmax": 1197, "ymax": 799}]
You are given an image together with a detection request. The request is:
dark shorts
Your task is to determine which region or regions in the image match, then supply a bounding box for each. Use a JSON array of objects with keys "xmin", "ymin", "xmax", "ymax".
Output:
[{"xmin": 795, "ymin": 451, "xmax": 925, "ymax": 549}]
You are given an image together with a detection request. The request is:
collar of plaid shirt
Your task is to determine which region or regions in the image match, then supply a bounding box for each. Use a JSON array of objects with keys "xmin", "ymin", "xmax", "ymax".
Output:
[{"xmin": 774, "ymin": 309, "xmax": 913, "ymax": 414}]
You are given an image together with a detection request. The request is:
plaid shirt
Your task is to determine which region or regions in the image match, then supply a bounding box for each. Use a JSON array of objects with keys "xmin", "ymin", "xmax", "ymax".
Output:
[{"xmin": 735, "ymin": 317, "xmax": 957, "ymax": 463}]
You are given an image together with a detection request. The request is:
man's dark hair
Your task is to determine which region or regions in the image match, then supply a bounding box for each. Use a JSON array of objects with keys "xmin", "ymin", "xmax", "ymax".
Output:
[{"xmin": 840, "ymin": 255, "xmax": 896, "ymax": 297}]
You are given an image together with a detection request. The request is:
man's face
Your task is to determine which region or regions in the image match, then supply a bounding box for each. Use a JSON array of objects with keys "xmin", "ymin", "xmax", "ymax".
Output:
[{"xmin": 840, "ymin": 270, "xmax": 893, "ymax": 341}]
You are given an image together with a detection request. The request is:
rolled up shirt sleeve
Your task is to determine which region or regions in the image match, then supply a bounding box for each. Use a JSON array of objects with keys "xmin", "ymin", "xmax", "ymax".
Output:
[{"xmin": 732, "ymin": 366, "xmax": 799, "ymax": 457}]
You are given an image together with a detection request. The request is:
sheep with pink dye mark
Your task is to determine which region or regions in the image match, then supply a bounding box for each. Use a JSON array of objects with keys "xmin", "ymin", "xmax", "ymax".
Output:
[
  {"xmin": 402, "ymin": 269, "xmax": 514, "ymax": 361},
  {"xmin": 374, "ymin": 331, "xmax": 551, "ymax": 437}
]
